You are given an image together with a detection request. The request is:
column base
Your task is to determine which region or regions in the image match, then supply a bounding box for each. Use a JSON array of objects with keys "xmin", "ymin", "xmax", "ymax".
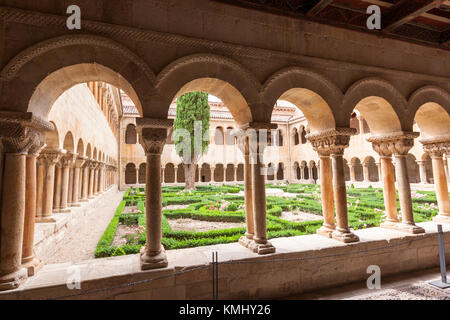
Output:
[
  {"xmin": 0, "ymin": 268, "xmax": 27, "ymax": 291},
  {"xmin": 246, "ymin": 239, "xmax": 276, "ymax": 255},
  {"xmin": 36, "ymin": 217, "xmax": 56, "ymax": 223},
  {"xmin": 140, "ymin": 247, "xmax": 168, "ymax": 270},
  {"xmin": 70, "ymin": 203, "xmax": 82, "ymax": 207},
  {"xmin": 332, "ymin": 229, "xmax": 359, "ymax": 243},
  {"xmin": 316, "ymin": 225, "xmax": 335, "ymax": 238},
  {"xmin": 396, "ymin": 222, "xmax": 425, "ymax": 234},
  {"xmin": 238, "ymin": 236, "xmax": 253, "ymax": 248},
  {"xmin": 21, "ymin": 257, "xmax": 41, "ymax": 277},
  {"xmin": 433, "ymin": 214, "xmax": 450, "ymax": 224},
  {"xmin": 58, "ymin": 208, "xmax": 71, "ymax": 213},
  {"xmin": 380, "ymin": 220, "xmax": 400, "ymax": 231},
  {"xmin": 79, "ymin": 199, "xmax": 89, "ymax": 203}
]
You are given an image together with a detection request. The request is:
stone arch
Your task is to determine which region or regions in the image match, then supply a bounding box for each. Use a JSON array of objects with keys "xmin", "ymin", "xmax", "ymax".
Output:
[
  {"xmin": 155, "ymin": 54, "xmax": 257, "ymax": 125},
  {"xmin": 215, "ymin": 127, "xmax": 224, "ymax": 145},
  {"xmin": 225, "ymin": 127, "xmax": 235, "ymax": 146},
  {"xmin": 46, "ymin": 121, "xmax": 60, "ymax": 149},
  {"xmin": 406, "ymin": 154, "xmax": 419, "ymax": 183},
  {"xmin": 301, "ymin": 161, "xmax": 309, "ymax": 180},
  {"xmin": 343, "ymin": 78, "xmax": 406, "ymax": 133},
  {"xmin": 76, "ymin": 139, "xmax": 84, "ymax": 157},
  {"xmin": 293, "ymin": 128, "xmax": 300, "ymax": 145},
  {"xmin": 277, "ymin": 163, "xmax": 284, "ymax": 180},
  {"xmin": 125, "ymin": 124, "xmax": 137, "ymax": 144},
  {"xmin": 363, "ymin": 156, "xmax": 379, "ymax": 182},
  {"xmin": 86, "ymin": 144, "xmax": 92, "ymax": 159},
  {"xmin": 410, "ymin": 86, "xmax": 450, "ymax": 138},
  {"xmin": 138, "ymin": 163, "xmax": 146, "ymax": 184},
  {"xmin": 164, "ymin": 163, "xmax": 175, "ymax": 183},
  {"xmin": 214, "ymin": 164, "xmax": 224, "ymax": 182},
  {"xmin": 93, "ymin": 148, "xmax": 98, "ymax": 161},
  {"xmin": 177, "ymin": 165, "xmax": 185, "ymax": 183},
  {"xmin": 237, "ymin": 164, "xmax": 244, "ymax": 181},
  {"xmin": 125, "ymin": 163, "xmax": 137, "ymax": 184},
  {"xmin": 267, "ymin": 163, "xmax": 275, "ymax": 181},
  {"xmin": 422, "ymin": 154, "xmax": 434, "ymax": 183},
  {"xmin": 201, "ymin": 163, "xmax": 211, "ymax": 183},
  {"xmin": 293, "ymin": 162, "xmax": 300, "ymax": 180},
  {"xmin": 351, "ymin": 157, "xmax": 364, "ymax": 181},
  {"xmin": 225, "ymin": 164, "xmax": 235, "ymax": 182},
  {"xmin": 0, "ymin": 35, "xmax": 153, "ymax": 118},
  {"xmin": 262, "ymin": 67, "xmax": 339, "ymax": 133},
  {"xmin": 62, "ymin": 131, "xmax": 75, "ymax": 153}
]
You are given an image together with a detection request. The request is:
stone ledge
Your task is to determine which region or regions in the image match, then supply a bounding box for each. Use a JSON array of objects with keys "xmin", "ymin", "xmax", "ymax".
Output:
[{"xmin": 0, "ymin": 221, "xmax": 448, "ymax": 300}]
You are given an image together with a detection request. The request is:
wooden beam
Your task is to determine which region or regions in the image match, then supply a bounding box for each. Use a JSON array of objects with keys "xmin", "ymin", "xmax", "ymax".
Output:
[
  {"xmin": 382, "ymin": 0, "xmax": 445, "ymax": 33},
  {"xmin": 307, "ymin": 0, "xmax": 334, "ymax": 17}
]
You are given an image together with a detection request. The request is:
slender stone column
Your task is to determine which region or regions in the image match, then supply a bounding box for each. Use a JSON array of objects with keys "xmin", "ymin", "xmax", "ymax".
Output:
[
  {"xmin": 39, "ymin": 150, "xmax": 61, "ymax": 221},
  {"xmin": 98, "ymin": 164, "xmax": 104, "ymax": 193},
  {"xmin": 36, "ymin": 157, "xmax": 45, "ymax": 219},
  {"xmin": 88, "ymin": 161, "xmax": 96, "ymax": 199},
  {"xmin": 53, "ymin": 163, "xmax": 62, "ymax": 212},
  {"xmin": 0, "ymin": 115, "xmax": 52, "ymax": 291},
  {"xmin": 379, "ymin": 156, "xmax": 398, "ymax": 226},
  {"xmin": 59, "ymin": 153, "xmax": 75, "ymax": 212},
  {"xmin": 417, "ymin": 160, "xmax": 428, "ymax": 184},
  {"xmin": 300, "ymin": 165, "xmax": 304, "ymax": 180},
  {"xmin": 363, "ymin": 163, "xmax": 370, "ymax": 182},
  {"xmin": 317, "ymin": 156, "xmax": 335, "ymax": 236},
  {"xmin": 67, "ymin": 167, "xmax": 74, "ymax": 206},
  {"xmin": 174, "ymin": 165, "xmax": 178, "ymax": 183},
  {"xmin": 72, "ymin": 157, "xmax": 86, "ymax": 205},
  {"xmin": 369, "ymin": 133, "xmax": 424, "ymax": 233},
  {"xmin": 237, "ymin": 135, "xmax": 255, "ymax": 247},
  {"xmin": 137, "ymin": 119, "xmax": 173, "ymax": 270},
  {"xmin": 80, "ymin": 161, "xmax": 90, "ymax": 201},
  {"xmin": 210, "ymin": 166, "xmax": 214, "ymax": 183},
  {"xmin": 93, "ymin": 165, "xmax": 99, "ymax": 195},
  {"xmin": 349, "ymin": 164, "xmax": 357, "ymax": 182},
  {"xmin": 309, "ymin": 128, "xmax": 359, "ymax": 243},
  {"xmin": 422, "ymin": 140, "xmax": 450, "ymax": 224}
]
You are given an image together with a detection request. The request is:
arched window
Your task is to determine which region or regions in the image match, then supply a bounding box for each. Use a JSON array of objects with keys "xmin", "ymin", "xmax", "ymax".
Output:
[
  {"xmin": 215, "ymin": 127, "xmax": 224, "ymax": 145},
  {"xmin": 293, "ymin": 128, "xmax": 299, "ymax": 145},
  {"xmin": 276, "ymin": 130, "xmax": 283, "ymax": 147},
  {"xmin": 125, "ymin": 163, "xmax": 137, "ymax": 184},
  {"xmin": 350, "ymin": 113, "xmax": 360, "ymax": 135},
  {"xmin": 301, "ymin": 129, "xmax": 307, "ymax": 144},
  {"xmin": 125, "ymin": 124, "xmax": 137, "ymax": 144},
  {"xmin": 225, "ymin": 127, "xmax": 234, "ymax": 145}
]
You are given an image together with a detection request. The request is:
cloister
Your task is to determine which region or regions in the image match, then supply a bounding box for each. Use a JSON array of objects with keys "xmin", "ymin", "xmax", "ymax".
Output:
[{"xmin": 0, "ymin": 0, "xmax": 449, "ymax": 299}]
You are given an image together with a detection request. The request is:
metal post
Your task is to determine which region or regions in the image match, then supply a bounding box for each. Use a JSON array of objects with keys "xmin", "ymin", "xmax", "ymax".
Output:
[
  {"xmin": 211, "ymin": 251, "xmax": 219, "ymax": 300},
  {"xmin": 429, "ymin": 224, "xmax": 450, "ymax": 288}
]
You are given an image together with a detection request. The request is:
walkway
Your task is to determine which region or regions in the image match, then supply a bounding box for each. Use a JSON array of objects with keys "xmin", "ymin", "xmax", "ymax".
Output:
[{"xmin": 45, "ymin": 190, "xmax": 125, "ymax": 264}]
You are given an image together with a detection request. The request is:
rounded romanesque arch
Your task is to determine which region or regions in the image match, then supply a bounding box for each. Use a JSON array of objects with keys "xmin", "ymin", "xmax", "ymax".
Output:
[
  {"xmin": 236, "ymin": 164, "xmax": 244, "ymax": 182},
  {"xmin": 267, "ymin": 163, "xmax": 275, "ymax": 181},
  {"xmin": 215, "ymin": 127, "xmax": 225, "ymax": 145},
  {"xmin": 0, "ymin": 35, "xmax": 153, "ymax": 118},
  {"xmin": 86, "ymin": 143, "xmax": 92, "ymax": 159},
  {"xmin": 200, "ymin": 163, "xmax": 211, "ymax": 183},
  {"xmin": 409, "ymin": 86, "xmax": 450, "ymax": 138},
  {"xmin": 154, "ymin": 54, "xmax": 258, "ymax": 125},
  {"xmin": 46, "ymin": 121, "xmax": 60, "ymax": 149},
  {"xmin": 63, "ymin": 132, "xmax": 75, "ymax": 153},
  {"xmin": 214, "ymin": 164, "xmax": 224, "ymax": 182},
  {"xmin": 164, "ymin": 163, "xmax": 175, "ymax": 183},
  {"xmin": 76, "ymin": 139, "xmax": 84, "ymax": 157},
  {"xmin": 342, "ymin": 78, "xmax": 406, "ymax": 133},
  {"xmin": 125, "ymin": 163, "xmax": 137, "ymax": 184},
  {"xmin": 350, "ymin": 158, "xmax": 364, "ymax": 182},
  {"xmin": 138, "ymin": 163, "xmax": 146, "ymax": 184},
  {"xmin": 125, "ymin": 124, "xmax": 137, "ymax": 144},
  {"xmin": 225, "ymin": 164, "xmax": 235, "ymax": 181},
  {"xmin": 262, "ymin": 67, "xmax": 340, "ymax": 134},
  {"xmin": 277, "ymin": 163, "xmax": 284, "ymax": 181}
]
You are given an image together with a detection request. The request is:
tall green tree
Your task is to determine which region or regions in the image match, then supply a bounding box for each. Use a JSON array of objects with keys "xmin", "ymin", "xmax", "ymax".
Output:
[{"xmin": 173, "ymin": 92, "xmax": 210, "ymax": 190}]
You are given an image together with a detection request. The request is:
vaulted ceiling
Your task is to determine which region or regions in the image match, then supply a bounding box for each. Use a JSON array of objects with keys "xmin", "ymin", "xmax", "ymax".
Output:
[{"xmin": 215, "ymin": 0, "xmax": 450, "ymax": 50}]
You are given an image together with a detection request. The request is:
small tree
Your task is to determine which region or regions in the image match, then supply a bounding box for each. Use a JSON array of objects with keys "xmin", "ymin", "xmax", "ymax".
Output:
[{"xmin": 173, "ymin": 92, "xmax": 210, "ymax": 190}]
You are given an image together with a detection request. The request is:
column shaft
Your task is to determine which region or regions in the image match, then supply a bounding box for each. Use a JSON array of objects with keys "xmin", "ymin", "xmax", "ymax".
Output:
[
  {"xmin": 317, "ymin": 156, "xmax": 335, "ymax": 237},
  {"xmin": 431, "ymin": 155, "xmax": 450, "ymax": 223},
  {"xmin": 380, "ymin": 157, "xmax": 399, "ymax": 226}
]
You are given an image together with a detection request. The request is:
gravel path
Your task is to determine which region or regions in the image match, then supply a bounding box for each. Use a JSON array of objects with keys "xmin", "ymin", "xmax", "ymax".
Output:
[{"xmin": 46, "ymin": 190, "xmax": 125, "ymax": 264}]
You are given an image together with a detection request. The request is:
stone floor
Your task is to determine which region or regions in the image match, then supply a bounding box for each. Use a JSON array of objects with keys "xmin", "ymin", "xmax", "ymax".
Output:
[
  {"xmin": 45, "ymin": 190, "xmax": 125, "ymax": 264},
  {"xmin": 285, "ymin": 267, "xmax": 450, "ymax": 300}
]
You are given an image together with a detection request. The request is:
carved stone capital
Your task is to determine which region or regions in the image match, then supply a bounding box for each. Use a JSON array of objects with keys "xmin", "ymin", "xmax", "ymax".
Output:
[
  {"xmin": 74, "ymin": 156, "xmax": 87, "ymax": 168},
  {"xmin": 420, "ymin": 136, "xmax": 450, "ymax": 158},
  {"xmin": 140, "ymin": 128, "xmax": 168, "ymax": 155},
  {"xmin": 39, "ymin": 149, "xmax": 62, "ymax": 167},
  {"xmin": 367, "ymin": 132, "xmax": 419, "ymax": 157},
  {"xmin": 0, "ymin": 112, "xmax": 53, "ymax": 154},
  {"xmin": 306, "ymin": 127, "xmax": 357, "ymax": 156},
  {"xmin": 60, "ymin": 153, "xmax": 77, "ymax": 168}
]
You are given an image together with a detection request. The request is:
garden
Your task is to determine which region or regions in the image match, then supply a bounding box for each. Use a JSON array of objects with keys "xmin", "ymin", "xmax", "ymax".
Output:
[{"xmin": 94, "ymin": 184, "xmax": 441, "ymax": 258}]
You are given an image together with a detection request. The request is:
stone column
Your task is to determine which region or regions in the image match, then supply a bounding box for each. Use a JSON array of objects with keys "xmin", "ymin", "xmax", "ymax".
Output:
[
  {"xmin": 233, "ymin": 165, "xmax": 238, "ymax": 182},
  {"xmin": 98, "ymin": 163, "xmax": 104, "ymax": 193},
  {"xmin": 22, "ymin": 141, "xmax": 45, "ymax": 277},
  {"xmin": 72, "ymin": 157, "xmax": 86, "ymax": 205},
  {"xmin": 161, "ymin": 167, "xmax": 165, "ymax": 183},
  {"xmin": 248, "ymin": 125, "xmax": 276, "ymax": 254},
  {"xmin": 0, "ymin": 115, "xmax": 52, "ymax": 291},
  {"xmin": 417, "ymin": 160, "xmax": 428, "ymax": 184},
  {"xmin": 135, "ymin": 168, "xmax": 139, "ymax": 185},
  {"xmin": 80, "ymin": 161, "xmax": 90, "ymax": 201},
  {"xmin": 363, "ymin": 163, "xmax": 370, "ymax": 182},
  {"xmin": 309, "ymin": 128, "xmax": 359, "ymax": 243},
  {"xmin": 88, "ymin": 161, "xmax": 96, "ymax": 199},
  {"xmin": 59, "ymin": 153, "xmax": 76, "ymax": 212},
  {"xmin": 93, "ymin": 164, "xmax": 99, "ymax": 195},
  {"xmin": 237, "ymin": 135, "xmax": 255, "ymax": 247},
  {"xmin": 53, "ymin": 162, "xmax": 62, "ymax": 212},
  {"xmin": 137, "ymin": 119, "xmax": 173, "ymax": 270},
  {"xmin": 379, "ymin": 156, "xmax": 399, "ymax": 226},
  {"xmin": 422, "ymin": 140, "xmax": 450, "ymax": 224},
  {"xmin": 67, "ymin": 167, "xmax": 74, "ymax": 206},
  {"xmin": 39, "ymin": 150, "xmax": 61, "ymax": 221},
  {"xmin": 174, "ymin": 165, "xmax": 178, "ymax": 184},
  {"xmin": 349, "ymin": 164, "xmax": 357, "ymax": 182},
  {"xmin": 300, "ymin": 165, "xmax": 304, "ymax": 180},
  {"xmin": 36, "ymin": 157, "xmax": 45, "ymax": 219},
  {"xmin": 315, "ymin": 155, "xmax": 335, "ymax": 237}
]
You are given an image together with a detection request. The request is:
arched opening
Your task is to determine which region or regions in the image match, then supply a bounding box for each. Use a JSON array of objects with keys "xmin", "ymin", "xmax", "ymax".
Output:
[
  {"xmin": 138, "ymin": 163, "xmax": 146, "ymax": 184},
  {"xmin": 277, "ymin": 163, "xmax": 284, "ymax": 180},
  {"xmin": 406, "ymin": 154, "xmax": 419, "ymax": 183},
  {"xmin": 267, "ymin": 163, "xmax": 275, "ymax": 181},
  {"xmin": 293, "ymin": 128, "xmax": 300, "ymax": 145},
  {"xmin": 236, "ymin": 164, "xmax": 244, "ymax": 181},
  {"xmin": 225, "ymin": 127, "xmax": 235, "ymax": 146},
  {"xmin": 76, "ymin": 139, "xmax": 84, "ymax": 157},
  {"xmin": 125, "ymin": 124, "xmax": 137, "ymax": 144},
  {"xmin": 201, "ymin": 163, "xmax": 211, "ymax": 182},
  {"xmin": 351, "ymin": 158, "xmax": 364, "ymax": 182},
  {"xmin": 214, "ymin": 164, "xmax": 224, "ymax": 182},
  {"xmin": 177, "ymin": 165, "xmax": 185, "ymax": 183},
  {"xmin": 364, "ymin": 156, "xmax": 379, "ymax": 182},
  {"xmin": 164, "ymin": 163, "xmax": 175, "ymax": 183},
  {"xmin": 215, "ymin": 127, "xmax": 224, "ymax": 145},
  {"xmin": 125, "ymin": 163, "xmax": 137, "ymax": 184},
  {"xmin": 226, "ymin": 164, "xmax": 235, "ymax": 181},
  {"xmin": 343, "ymin": 159, "xmax": 351, "ymax": 181},
  {"xmin": 63, "ymin": 132, "xmax": 75, "ymax": 153}
]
